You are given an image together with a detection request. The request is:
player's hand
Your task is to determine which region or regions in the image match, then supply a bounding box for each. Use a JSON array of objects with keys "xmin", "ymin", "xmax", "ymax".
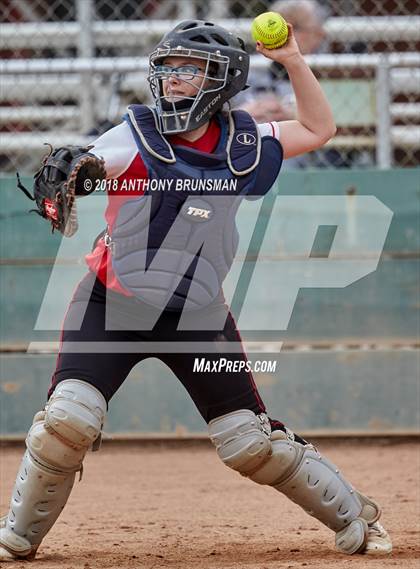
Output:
[{"xmin": 255, "ymin": 24, "xmax": 302, "ymax": 67}]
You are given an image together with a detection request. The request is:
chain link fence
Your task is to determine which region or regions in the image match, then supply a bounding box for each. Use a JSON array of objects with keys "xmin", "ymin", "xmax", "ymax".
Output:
[{"xmin": 1, "ymin": 0, "xmax": 419, "ymax": 172}]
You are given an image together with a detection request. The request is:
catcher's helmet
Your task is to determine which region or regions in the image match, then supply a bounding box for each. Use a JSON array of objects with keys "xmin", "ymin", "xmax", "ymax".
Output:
[{"xmin": 147, "ymin": 20, "xmax": 249, "ymax": 134}]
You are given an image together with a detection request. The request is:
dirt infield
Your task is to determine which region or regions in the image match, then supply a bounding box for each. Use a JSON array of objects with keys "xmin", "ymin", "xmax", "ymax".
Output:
[{"xmin": 0, "ymin": 441, "xmax": 419, "ymax": 569}]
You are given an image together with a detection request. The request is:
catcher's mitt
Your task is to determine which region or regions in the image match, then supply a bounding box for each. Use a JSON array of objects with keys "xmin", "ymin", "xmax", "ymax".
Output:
[{"xmin": 17, "ymin": 145, "xmax": 106, "ymax": 237}]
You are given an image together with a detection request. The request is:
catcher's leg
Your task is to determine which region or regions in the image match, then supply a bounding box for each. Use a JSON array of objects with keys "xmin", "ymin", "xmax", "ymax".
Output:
[
  {"xmin": 0, "ymin": 379, "xmax": 106, "ymax": 560},
  {"xmin": 209, "ymin": 409, "xmax": 392, "ymax": 555}
]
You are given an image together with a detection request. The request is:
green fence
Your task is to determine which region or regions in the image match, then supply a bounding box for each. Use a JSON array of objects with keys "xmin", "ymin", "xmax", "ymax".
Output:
[{"xmin": 0, "ymin": 169, "xmax": 419, "ymax": 434}]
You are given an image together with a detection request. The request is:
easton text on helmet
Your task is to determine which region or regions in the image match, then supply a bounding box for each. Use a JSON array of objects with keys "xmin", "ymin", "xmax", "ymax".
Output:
[{"xmin": 195, "ymin": 93, "xmax": 222, "ymax": 122}]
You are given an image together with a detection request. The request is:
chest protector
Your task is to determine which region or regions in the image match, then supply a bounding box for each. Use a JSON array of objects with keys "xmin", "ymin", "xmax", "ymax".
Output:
[{"xmin": 109, "ymin": 104, "xmax": 283, "ymax": 311}]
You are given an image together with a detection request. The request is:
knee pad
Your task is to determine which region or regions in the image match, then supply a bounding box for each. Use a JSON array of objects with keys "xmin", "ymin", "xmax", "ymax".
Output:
[
  {"xmin": 209, "ymin": 410, "xmax": 301, "ymax": 480},
  {"xmin": 27, "ymin": 379, "xmax": 107, "ymax": 472},
  {"xmin": 209, "ymin": 410, "xmax": 381, "ymax": 555},
  {"xmin": 0, "ymin": 379, "xmax": 107, "ymax": 557},
  {"xmin": 208, "ymin": 409, "xmax": 272, "ymax": 476}
]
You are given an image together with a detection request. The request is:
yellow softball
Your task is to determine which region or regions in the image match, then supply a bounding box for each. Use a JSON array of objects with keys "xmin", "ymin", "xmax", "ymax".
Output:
[{"xmin": 251, "ymin": 12, "xmax": 289, "ymax": 49}]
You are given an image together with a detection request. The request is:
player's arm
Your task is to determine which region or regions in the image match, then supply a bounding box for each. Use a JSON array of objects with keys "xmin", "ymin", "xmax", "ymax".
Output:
[
  {"xmin": 89, "ymin": 121, "xmax": 137, "ymax": 179},
  {"xmin": 255, "ymin": 25, "xmax": 336, "ymax": 159}
]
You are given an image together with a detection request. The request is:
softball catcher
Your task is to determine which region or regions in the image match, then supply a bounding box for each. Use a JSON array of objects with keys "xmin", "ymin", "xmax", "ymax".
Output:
[{"xmin": 0, "ymin": 20, "xmax": 391, "ymax": 561}]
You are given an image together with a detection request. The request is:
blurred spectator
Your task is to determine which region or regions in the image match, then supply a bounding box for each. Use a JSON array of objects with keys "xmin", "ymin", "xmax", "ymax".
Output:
[
  {"xmin": 240, "ymin": 93, "xmax": 291, "ymax": 123},
  {"xmin": 235, "ymin": 0, "xmax": 329, "ymax": 168},
  {"xmin": 236, "ymin": 0, "xmax": 373, "ymax": 168},
  {"xmin": 236, "ymin": 0, "xmax": 328, "ymax": 105},
  {"xmin": 268, "ymin": 0, "xmax": 328, "ymax": 105},
  {"xmin": 272, "ymin": 0, "xmax": 327, "ymax": 55}
]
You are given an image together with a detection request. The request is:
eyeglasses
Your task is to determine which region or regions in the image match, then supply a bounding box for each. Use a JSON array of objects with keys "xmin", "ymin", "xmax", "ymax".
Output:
[{"xmin": 154, "ymin": 64, "xmax": 205, "ymax": 81}]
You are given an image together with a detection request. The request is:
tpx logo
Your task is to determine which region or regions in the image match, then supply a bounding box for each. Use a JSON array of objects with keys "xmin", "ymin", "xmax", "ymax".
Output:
[
  {"xmin": 187, "ymin": 206, "xmax": 211, "ymax": 219},
  {"xmin": 236, "ymin": 133, "xmax": 256, "ymax": 145}
]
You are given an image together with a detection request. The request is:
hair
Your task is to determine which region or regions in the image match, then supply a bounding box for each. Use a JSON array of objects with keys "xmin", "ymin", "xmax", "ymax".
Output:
[
  {"xmin": 270, "ymin": 0, "xmax": 329, "ymax": 27},
  {"xmin": 208, "ymin": 61, "xmax": 219, "ymax": 77}
]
